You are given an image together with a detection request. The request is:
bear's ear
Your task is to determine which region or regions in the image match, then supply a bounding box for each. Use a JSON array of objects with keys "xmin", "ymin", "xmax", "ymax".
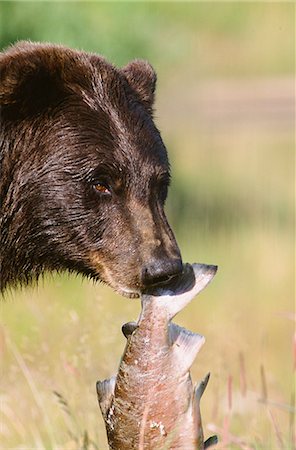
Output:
[
  {"xmin": 121, "ymin": 60, "xmax": 157, "ymax": 112},
  {"xmin": 0, "ymin": 42, "xmax": 79, "ymax": 120}
]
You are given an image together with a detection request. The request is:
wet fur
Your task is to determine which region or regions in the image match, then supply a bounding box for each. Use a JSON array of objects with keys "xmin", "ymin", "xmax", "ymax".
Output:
[{"xmin": 0, "ymin": 42, "xmax": 181, "ymax": 295}]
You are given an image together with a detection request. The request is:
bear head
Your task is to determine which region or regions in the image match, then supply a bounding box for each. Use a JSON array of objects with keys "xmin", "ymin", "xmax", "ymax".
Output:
[{"xmin": 0, "ymin": 42, "xmax": 182, "ymax": 297}]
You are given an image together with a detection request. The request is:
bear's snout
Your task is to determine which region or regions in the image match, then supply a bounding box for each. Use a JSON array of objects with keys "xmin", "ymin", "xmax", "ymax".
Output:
[{"xmin": 141, "ymin": 257, "xmax": 183, "ymax": 287}]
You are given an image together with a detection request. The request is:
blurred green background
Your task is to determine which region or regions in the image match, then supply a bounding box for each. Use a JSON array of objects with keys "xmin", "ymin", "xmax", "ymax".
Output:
[{"xmin": 0, "ymin": 2, "xmax": 294, "ymax": 449}]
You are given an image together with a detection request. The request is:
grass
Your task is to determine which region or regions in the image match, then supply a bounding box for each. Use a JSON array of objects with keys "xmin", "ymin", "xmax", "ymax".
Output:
[{"xmin": 1, "ymin": 186, "xmax": 294, "ymax": 448}]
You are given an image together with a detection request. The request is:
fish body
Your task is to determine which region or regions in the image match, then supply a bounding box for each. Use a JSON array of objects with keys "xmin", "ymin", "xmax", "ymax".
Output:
[{"xmin": 97, "ymin": 263, "xmax": 217, "ymax": 450}]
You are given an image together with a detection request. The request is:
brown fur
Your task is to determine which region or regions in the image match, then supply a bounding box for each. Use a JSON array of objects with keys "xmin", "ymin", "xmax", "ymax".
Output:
[{"xmin": 0, "ymin": 41, "xmax": 182, "ymax": 296}]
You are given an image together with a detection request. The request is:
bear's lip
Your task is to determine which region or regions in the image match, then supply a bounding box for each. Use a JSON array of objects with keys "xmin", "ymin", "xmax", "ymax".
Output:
[
  {"xmin": 116, "ymin": 286, "xmax": 140, "ymax": 299},
  {"xmin": 115, "ymin": 273, "xmax": 184, "ymax": 299}
]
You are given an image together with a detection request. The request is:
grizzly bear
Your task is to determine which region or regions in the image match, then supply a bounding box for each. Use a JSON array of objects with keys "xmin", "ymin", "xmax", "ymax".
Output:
[{"xmin": 0, "ymin": 41, "xmax": 182, "ymax": 297}]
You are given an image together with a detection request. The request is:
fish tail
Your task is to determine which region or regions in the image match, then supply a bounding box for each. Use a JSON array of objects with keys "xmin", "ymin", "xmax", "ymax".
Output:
[{"xmin": 204, "ymin": 435, "xmax": 218, "ymax": 448}]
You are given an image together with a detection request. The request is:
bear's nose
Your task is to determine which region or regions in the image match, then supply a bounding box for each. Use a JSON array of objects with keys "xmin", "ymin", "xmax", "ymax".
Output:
[{"xmin": 141, "ymin": 258, "xmax": 183, "ymax": 287}]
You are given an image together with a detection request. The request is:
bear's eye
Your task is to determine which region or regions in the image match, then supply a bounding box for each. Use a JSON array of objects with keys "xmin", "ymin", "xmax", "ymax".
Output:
[{"xmin": 93, "ymin": 182, "xmax": 111, "ymax": 195}]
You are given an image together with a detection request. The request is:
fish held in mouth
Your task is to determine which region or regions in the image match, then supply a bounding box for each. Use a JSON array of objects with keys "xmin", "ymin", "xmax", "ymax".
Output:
[{"xmin": 97, "ymin": 263, "xmax": 218, "ymax": 450}]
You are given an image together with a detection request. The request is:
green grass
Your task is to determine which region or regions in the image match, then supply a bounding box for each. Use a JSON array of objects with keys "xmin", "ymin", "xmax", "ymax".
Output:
[{"xmin": 0, "ymin": 2, "xmax": 294, "ymax": 75}]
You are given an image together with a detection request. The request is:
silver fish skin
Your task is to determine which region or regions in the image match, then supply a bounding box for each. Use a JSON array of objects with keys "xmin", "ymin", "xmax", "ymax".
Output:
[{"xmin": 97, "ymin": 263, "xmax": 217, "ymax": 450}]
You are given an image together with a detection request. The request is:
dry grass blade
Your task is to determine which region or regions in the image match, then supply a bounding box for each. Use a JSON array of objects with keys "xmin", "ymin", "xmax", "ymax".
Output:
[
  {"xmin": 293, "ymin": 332, "xmax": 296, "ymax": 371},
  {"xmin": 52, "ymin": 391, "xmax": 100, "ymax": 449},
  {"xmin": 259, "ymin": 364, "xmax": 268, "ymax": 403},
  {"xmin": 0, "ymin": 399, "xmax": 27, "ymax": 439},
  {"xmin": 268, "ymin": 409, "xmax": 284, "ymax": 449},
  {"xmin": 239, "ymin": 352, "xmax": 247, "ymax": 397},
  {"xmin": 53, "ymin": 390, "xmax": 72, "ymax": 417},
  {"xmin": 6, "ymin": 336, "xmax": 57, "ymax": 448},
  {"xmin": 289, "ymin": 391, "xmax": 295, "ymax": 449},
  {"xmin": 228, "ymin": 375, "xmax": 233, "ymax": 412},
  {"xmin": 53, "ymin": 390, "xmax": 80, "ymax": 443}
]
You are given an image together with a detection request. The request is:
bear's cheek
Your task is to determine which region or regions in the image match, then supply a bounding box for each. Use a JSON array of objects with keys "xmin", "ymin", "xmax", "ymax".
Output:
[
  {"xmin": 88, "ymin": 249, "xmax": 141, "ymax": 295},
  {"xmin": 86, "ymin": 213, "xmax": 143, "ymax": 287}
]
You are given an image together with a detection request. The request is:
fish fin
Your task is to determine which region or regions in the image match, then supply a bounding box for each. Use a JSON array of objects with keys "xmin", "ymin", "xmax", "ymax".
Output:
[
  {"xmin": 170, "ymin": 323, "xmax": 205, "ymax": 372},
  {"xmin": 191, "ymin": 373, "xmax": 211, "ymax": 445},
  {"xmin": 195, "ymin": 372, "xmax": 210, "ymax": 402},
  {"xmin": 96, "ymin": 375, "xmax": 116, "ymax": 418},
  {"xmin": 122, "ymin": 321, "xmax": 138, "ymax": 338},
  {"xmin": 204, "ymin": 435, "xmax": 218, "ymax": 448},
  {"xmin": 142, "ymin": 263, "xmax": 217, "ymax": 320},
  {"xmin": 168, "ymin": 322, "xmax": 185, "ymax": 345}
]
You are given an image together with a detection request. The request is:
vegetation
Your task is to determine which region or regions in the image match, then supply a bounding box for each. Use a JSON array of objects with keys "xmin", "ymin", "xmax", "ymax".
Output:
[{"xmin": 0, "ymin": 2, "xmax": 294, "ymax": 448}]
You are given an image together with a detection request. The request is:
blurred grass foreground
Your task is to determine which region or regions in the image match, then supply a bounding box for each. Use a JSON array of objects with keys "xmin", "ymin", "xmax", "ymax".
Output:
[{"xmin": 0, "ymin": 3, "xmax": 295, "ymax": 449}]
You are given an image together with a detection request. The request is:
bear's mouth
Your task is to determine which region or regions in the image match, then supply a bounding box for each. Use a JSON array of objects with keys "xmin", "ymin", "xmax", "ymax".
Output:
[
  {"xmin": 116, "ymin": 286, "xmax": 140, "ymax": 299},
  {"xmin": 92, "ymin": 256, "xmax": 182, "ymax": 300},
  {"xmin": 114, "ymin": 273, "xmax": 185, "ymax": 299}
]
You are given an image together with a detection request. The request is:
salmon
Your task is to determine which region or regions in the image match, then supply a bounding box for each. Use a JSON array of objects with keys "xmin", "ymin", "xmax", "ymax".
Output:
[{"xmin": 97, "ymin": 263, "xmax": 218, "ymax": 450}]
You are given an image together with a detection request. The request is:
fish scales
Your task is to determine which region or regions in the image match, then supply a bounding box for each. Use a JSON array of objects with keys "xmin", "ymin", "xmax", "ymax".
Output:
[{"xmin": 97, "ymin": 263, "xmax": 218, "ymax": 450}]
